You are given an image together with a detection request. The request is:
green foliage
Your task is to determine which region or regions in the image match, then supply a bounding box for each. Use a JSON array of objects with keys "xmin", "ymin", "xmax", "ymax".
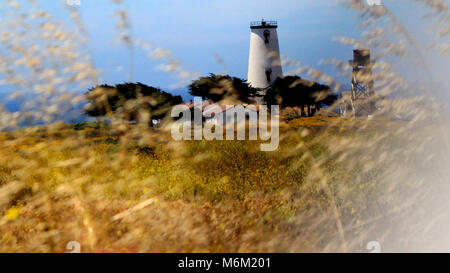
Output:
[
  {"xmin": 84, "ymin": 82, "xmax": 182, "ymax": 121},
  {"xmin": 265, "ymin": 76, "xmax": 337, "ymax": 116},
  {"xmin": 72, "ymin": 121, "xmax": 107, "ymax": 131},
  {"xmin": 188, "ymin": 73, "xmax": 258, "ymax": 103},
  {"xmin": 284, "ymin": 113, "xmax": 303, "ymax": 123}
]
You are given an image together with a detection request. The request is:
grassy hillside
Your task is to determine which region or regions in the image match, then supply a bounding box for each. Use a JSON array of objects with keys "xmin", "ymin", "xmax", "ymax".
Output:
[{"xmin": 0, "ymin": 116, "xmax": 408, "ymax": 252}]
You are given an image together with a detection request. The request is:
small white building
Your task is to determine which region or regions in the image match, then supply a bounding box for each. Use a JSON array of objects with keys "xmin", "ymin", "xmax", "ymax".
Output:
[{"xmin": 185, "ymin": 100, "xmax": 259, "ymax": 126}]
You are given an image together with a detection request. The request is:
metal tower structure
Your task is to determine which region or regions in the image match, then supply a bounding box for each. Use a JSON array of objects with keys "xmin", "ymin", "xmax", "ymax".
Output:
[{"xmin": 349, "ymin": 49, "xmax": 375, "ymax": 116}]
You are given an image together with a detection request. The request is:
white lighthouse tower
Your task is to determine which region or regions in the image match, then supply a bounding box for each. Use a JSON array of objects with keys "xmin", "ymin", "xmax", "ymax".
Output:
[{"xmin": 247, "ymin": 20, "xmax": 283, "ymax": 89}]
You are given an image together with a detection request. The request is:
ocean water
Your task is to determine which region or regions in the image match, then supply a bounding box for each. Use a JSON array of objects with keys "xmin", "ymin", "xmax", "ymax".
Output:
[
  {"xmin": 1, "ymin": 93, "xmax": 88, "ymax": 128},
  {"xmin": 0, "ymin": 87, "xmax": 192, "ymax": 128},
  {"xmin": 4, "ymin": 99, "xmax": 21, "ymax": 112}
]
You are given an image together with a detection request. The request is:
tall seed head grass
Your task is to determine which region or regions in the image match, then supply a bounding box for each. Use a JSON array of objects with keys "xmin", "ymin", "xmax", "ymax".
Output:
[{"xmin": 0, "ymin": 0, "xmax": 449, "ymax": 252}]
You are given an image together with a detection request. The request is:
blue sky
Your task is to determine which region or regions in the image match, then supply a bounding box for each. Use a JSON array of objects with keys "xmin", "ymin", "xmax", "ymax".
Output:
[
  {"xmin": 2, "ymin": 0, "xmax": 448, "ymax": 100},
  {"xmin": 41, "ymin": 0, "xmax": 364, "ymax": 93}
]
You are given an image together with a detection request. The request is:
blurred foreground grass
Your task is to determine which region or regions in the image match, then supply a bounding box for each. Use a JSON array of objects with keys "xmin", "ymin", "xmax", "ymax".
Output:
[{"xmin": 0, "ymin": 116, "xmax": 405, "ymax": 252}]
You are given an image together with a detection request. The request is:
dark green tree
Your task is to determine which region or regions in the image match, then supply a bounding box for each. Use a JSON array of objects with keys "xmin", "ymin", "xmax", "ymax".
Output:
[
  {"xmin": 188, "ymin": 73, "xmax": 258, "ymax": 103},
  {"xmin": 264, "ymin": 76, "xmax": 337, "ymax": 116},
  {"xmin": 84, "ymin": 82, "xmax": 182, "ymax": 122}
]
